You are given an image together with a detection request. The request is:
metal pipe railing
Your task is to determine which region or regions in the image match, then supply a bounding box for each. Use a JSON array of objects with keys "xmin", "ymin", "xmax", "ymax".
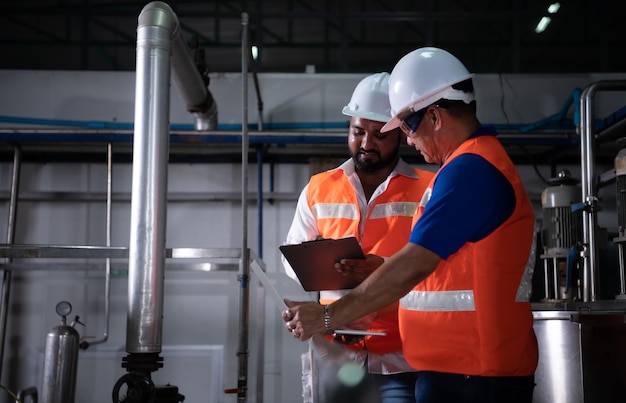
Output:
[{"xmin": 82, "ymin": 143, "xmax": 113, "ymax": 348}]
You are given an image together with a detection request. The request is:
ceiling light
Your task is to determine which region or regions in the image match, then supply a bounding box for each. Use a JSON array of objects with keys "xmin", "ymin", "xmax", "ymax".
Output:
[
  {"xmin": 548, "ymin": 3, "xmax": 561, "ymax": 13},
  {"xmin": 535, "ymin": 3, "xmax": 560, "ymax": 33},
  {"xmin": 251, "ymin": 45, "xmax": 259, "ymax": 60},
  {"xmin": 535, "ymin": 16, "xmax": 552, "ymax": 33}
]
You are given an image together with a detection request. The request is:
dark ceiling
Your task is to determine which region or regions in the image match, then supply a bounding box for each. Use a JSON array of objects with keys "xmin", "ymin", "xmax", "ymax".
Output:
[{"xmin": 0, "ymin": 0, "xmax": 624, "ymax": 75}]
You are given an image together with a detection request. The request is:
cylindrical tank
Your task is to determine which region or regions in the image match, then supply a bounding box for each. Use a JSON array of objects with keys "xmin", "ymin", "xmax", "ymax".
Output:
[
  {"xmin": 41, "ymin": 301, "xmax": 80, "ymax": 403},
  {"xmin": 532, "ymin": 309, "xmax": 626, "ymax": 403}
]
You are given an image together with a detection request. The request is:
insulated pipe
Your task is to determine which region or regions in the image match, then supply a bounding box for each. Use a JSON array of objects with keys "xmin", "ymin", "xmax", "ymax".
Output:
[
  {"xmin": 579, "ymin": 80, "xmax": 626, "ymax": 302},
  {"xmin": 126, "ymin": 1, "xmax": 174, "ymax": 353},
  {"xmin": 170, "ymin": 17, "xmax": 218, "ymax": 130}
]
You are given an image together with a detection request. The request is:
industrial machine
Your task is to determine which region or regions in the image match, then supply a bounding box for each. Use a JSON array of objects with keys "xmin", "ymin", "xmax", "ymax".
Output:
[
  {"xmin": 613, "ymin": 146, "xmax": 626, "ymax": 299},
  {"xmin": 539, "ymin": 169, "xmax": 584, "ymax": 301}
]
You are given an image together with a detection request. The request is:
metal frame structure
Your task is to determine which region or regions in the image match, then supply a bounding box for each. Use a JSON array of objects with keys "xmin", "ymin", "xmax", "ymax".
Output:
[{"xmin": 0, "ymin": 2, "xmax": 266, "ymax": 402}]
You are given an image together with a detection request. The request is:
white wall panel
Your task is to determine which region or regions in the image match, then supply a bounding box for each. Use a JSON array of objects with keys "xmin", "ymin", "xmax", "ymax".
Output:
[
  {"xmin": 1, "ymin": 70, "xmax": 624, "ymax": 129},
  {"xmin": 0, "ymin": 69, "xmax": 624, "ymax": 403}
]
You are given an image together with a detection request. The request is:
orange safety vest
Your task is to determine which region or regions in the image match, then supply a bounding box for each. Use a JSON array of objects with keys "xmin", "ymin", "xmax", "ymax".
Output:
[
  {"xmin": 309, "ymin": 165, "xmax": 434, "ymax": 354},
  {"xmin": 399, "ymin": 135, "xmax": 538, "ymax": 376}
]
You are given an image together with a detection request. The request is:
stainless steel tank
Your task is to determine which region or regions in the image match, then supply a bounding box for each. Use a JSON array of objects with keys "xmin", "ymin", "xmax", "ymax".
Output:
[
  {"xmin": 532, "ymin": 308, "xmax": 626, "ymax": 403},
  {"xmin": 41, "ymin": 301, "xmax": 81, "ymax": 403}
]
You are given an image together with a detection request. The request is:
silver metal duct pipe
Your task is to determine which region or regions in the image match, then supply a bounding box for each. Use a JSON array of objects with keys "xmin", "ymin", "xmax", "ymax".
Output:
[
  {"xmin": 126, "ymin": 1, "xmax": 174, "ymax": 354},
  {"xmin": 169, "ymin": 12, "xmax": 218, "ymax": 130},
  {"xmin": 579, "ymin": 80, "xmax": 626, "ymax": 302}
]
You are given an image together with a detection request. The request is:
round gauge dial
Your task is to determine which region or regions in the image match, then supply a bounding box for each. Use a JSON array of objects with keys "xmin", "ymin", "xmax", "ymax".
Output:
[{"xmin": 55, "ymin": 301, "xmax": 72, "ymax": 316}]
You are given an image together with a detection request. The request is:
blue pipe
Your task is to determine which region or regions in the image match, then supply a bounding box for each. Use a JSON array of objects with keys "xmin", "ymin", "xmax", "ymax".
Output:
[
  {"xmin": 517, "ymin": 88, "xmax": 581, "ymax": 133},
  {"xmin": 0, "ymin": 115, "xmax": 347, "ymax": 131},
  {"xmin": 3, "ymin": 86, "xmax": 617, "ymax": 143},
  {"xmin": 257, "ymin": 147, "xmax": 263, "ymax": 259}
]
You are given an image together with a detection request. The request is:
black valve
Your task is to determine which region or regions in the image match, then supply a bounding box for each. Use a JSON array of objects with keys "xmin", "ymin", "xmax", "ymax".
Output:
[{"xmin": 112, "ymin": 372, "xmax": 156, "ymax": 403}]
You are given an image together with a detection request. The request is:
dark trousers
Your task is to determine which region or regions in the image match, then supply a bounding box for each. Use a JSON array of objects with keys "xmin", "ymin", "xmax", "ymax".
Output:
[{"xmin": 415, "ymin": 371, "xmax": 535, "ymax": 403}]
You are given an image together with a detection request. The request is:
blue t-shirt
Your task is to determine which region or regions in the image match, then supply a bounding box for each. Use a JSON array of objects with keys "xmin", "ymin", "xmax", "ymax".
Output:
[{"xmin": 409, "ymin": 127, "xmax": 516, "ymax": 259}]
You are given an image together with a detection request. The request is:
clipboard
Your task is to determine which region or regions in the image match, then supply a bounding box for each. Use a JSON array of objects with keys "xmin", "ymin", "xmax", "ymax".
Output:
[
  {"xmin": 279, "ymin": 237, "xmax": 365, "ymax": 292},
  {"xmin": 251, "ymin": 258, "xmax": 386, "ymax": 337}
]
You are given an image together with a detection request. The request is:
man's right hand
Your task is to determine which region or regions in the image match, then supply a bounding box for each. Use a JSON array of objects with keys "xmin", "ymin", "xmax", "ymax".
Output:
[{"xmin": 335, "ymin": 254, "xmax": 384, "ymax": 283}]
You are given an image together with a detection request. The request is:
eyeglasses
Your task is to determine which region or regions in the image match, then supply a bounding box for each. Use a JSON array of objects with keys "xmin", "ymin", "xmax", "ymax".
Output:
[
  {"xmin": 400, "ymin": 109, "xmax": 427, "ymax": 136},
  {"xmin": 399, "ymin": 101, "xmax": 449, "ymax": 136}
]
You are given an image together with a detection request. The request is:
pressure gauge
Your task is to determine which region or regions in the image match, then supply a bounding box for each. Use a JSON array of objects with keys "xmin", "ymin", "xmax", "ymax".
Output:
[{"xmin": 55, "ymin": 301, "xmax": 72, "ymax": 317}]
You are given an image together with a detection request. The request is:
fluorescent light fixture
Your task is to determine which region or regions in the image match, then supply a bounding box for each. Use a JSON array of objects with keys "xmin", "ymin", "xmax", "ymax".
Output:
[
  {"xmin": 535, "ymin": 16, "xmax": 552, "ymax": 33},
  {"xmin": 548, "ymin": 2, "xmax": 561, "ymax": 13},
  {"xmin": 251, "ymin": 45, "xmax": 259, "ymax": 60},
  {"xmin": 535, "ymin": 2, "xmax": 560, "ymax": 33}
]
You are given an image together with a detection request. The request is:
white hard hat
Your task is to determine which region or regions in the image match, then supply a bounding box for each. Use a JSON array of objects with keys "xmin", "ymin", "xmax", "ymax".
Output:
[
  {"xmin": 342, "ymin": 72, "xmax": 392, "ymax": 123},
  {"xmin": 381, "ymin": 47, "xmax": 475, "ymax": 132}
]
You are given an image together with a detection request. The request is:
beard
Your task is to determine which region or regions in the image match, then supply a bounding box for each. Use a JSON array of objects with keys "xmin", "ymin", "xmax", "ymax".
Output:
[{"xmin": 352, "ymin": 147, "xmax": 400, "ymax": 173}]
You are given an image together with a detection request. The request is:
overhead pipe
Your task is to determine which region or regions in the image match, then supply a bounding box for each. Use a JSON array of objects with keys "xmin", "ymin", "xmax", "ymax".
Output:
[
  {"xmin": 579, "ymin": 80, "xmax": 626, "ymax": 302},
  {"xmin": 170, "ymin": 17, "xmax": 218, "ymax": 131}
]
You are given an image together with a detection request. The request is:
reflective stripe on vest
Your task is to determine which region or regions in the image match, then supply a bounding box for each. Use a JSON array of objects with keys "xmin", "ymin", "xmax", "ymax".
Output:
[
  {"xmin": 400, "ymin": 290, "xmax": 476, "ymax": 312},
  {"xmin": 311, "ymin": 203, "xmax": 358, "ymax": 220},
  {"xmin": 370, "ymin": 202, "xmax": 418, "ymax": 219},
  {"xmin": 516, "ymin": 223, "xmax": 538, "ymax": 302},
  {"xmin": 320, "ymin": 290, "xmax": 348, "ymax": 299}
]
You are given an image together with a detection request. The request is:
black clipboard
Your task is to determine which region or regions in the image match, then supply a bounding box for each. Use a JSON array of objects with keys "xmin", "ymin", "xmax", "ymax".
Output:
[{"xmin": 279, "ymin": 237, "xmax": 365, "ymax": 291}]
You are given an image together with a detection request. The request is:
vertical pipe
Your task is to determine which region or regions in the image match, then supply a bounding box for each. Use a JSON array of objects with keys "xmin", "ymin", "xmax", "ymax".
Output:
[
  {"xmin": 580, "ymin": 83, "xmax": 597, "ymax": 302},
  {"xmin": 251, "ymin": 256, "xmax": 266, "ymax": 403},
  {"xmin": 0, "ymin": 145, "xmax": 21, "ymax": 381},
  {"xmin": 257, "ymin": 148, "xmax": 263, "ymax": 258},
  {"xmin": 543, "ymin": 259, "xmax": 549, "ymax": 299},
  {"xmin": 85, "ymin": 143, "xmax": 112, "ymax": 347},
  {"xmin": 617, "ymin": 242, "xmax": 626, "ymax": 295},
  {"xmin": 579, "ymin": 80, "xmax": 626, "ymax": 302},
  {"xmin": 552, "ymin": 258, "xmax": 559, "ymax": 299},
  {"xmin": 237, "ymin": 11, "xmax": 250, "ymax": 403},
  {"xmin": 127, "ymin": 2, "xmax": 173, "ymax": 353}
]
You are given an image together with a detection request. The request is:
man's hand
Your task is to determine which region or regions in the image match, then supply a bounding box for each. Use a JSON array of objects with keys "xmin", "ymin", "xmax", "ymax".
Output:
[
  {"xmin": 335, "ymin": 254, "xmax": 384, "ymax": 283},
  {"xmin": 282, "ymin": 299, "xmax": 326, "ymax": 341}
]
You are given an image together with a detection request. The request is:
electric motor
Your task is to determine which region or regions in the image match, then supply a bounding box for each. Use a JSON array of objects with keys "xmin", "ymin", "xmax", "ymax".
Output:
[{"xmin": 541, "ymin": 170, "xmax": 583, "ymax": 255}]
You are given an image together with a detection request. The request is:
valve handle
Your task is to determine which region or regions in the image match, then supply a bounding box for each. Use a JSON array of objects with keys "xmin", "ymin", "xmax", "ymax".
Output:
[{"xmin": 112, "ymin": 372, "xmax": 156, "ymax": 403}]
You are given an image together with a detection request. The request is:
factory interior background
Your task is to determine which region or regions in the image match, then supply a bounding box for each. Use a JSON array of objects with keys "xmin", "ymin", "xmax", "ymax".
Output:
[{"xmin": 0, "ymin": 1, "xmax": 625, "ymax": 403}]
